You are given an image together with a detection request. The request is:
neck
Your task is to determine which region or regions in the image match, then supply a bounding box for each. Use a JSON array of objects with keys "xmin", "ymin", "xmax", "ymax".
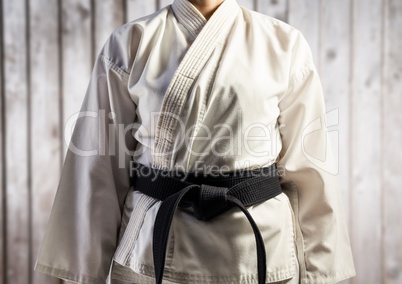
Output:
[{"xmin": 188, "ymin": 0, "xmax": 225, "ymax": 20}]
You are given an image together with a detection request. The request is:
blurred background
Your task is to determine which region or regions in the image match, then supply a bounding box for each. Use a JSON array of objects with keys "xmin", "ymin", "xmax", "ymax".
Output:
[{"xmin": 0, "ymin": 0, "xmax": 401, "ymax": 284}]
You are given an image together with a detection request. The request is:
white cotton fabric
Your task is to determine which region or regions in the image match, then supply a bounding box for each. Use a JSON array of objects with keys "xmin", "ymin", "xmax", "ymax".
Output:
[{"xmin": 34, "ymin": 0, "xmax": 356, "ymax": 283}]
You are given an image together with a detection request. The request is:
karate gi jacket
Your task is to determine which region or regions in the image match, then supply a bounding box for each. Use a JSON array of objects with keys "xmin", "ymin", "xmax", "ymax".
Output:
[{"xmin": 34, "ymin": 0, "xmax": 357, "ymax": 283}]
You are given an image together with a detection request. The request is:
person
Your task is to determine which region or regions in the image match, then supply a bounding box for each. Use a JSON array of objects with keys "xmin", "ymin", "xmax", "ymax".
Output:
[{"xmin": 34, "ymin": 0, "xmax": 357, "ymax": 283}]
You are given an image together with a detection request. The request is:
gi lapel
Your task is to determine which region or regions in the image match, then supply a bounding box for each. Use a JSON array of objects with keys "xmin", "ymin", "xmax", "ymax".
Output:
[{"xmin": 152, "ymin": 0, "xmax": 240, "ymax": 169}]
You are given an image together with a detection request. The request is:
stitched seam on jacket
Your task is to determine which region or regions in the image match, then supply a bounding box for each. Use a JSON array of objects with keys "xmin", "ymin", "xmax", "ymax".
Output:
[
  {"xmin": 112, "ymin": 265, "xmax": 296, "ymax": 284},
  {"xmin": 98, "ymin": 54, "xmax": 130, "ymax": 78},
  {"xmin": 289, "ymin": 181, "xmax": 308, "ymax": 282},
  {"xmin": 301, "ymin": 268, "xmax": 357, "ymax": 284},
  {"xmin": 288, "ymin": 62, "xmax": 315, "ymax": 89},
  {"xmin": 128, "ymin": 259, "xmax": 296, "ymax": 282},
  {"xmin": 285, "ymin": 192, "xmax": 298, "ymax": 278},
  {"xmin": 279, "ymin": 62, "xmax": 315, "ymax": 104},
  {"xmin": 34, "ymin": 263, "xmax": 104, "ymax": 284}
]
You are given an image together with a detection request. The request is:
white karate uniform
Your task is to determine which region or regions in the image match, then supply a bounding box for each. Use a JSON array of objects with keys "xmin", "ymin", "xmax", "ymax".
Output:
[{"xmin": 34, "ymin": 0, "xmax": 356, "ymax": 283}]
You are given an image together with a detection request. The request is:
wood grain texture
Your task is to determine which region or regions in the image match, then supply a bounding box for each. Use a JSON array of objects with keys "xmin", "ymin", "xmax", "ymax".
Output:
[
  {"xmin": 29, "ymin": 0, "xmax": 61, "ymax": 283},
  {"xmin": 255, "ymin": 0, "xmax": 288, "ymax": 22},
  {"xmin": 319, "ymin": 0, "xmax": 352, "ymax": 226},
  {"xmin": 320, "ymin": 3, "xmax": 353, "ymax": 283},
  {"xmin": 94, "ymin": 0, "xmax": 125, "ymax": 58},
  {"xmin": 351, "ymin": 0, "xmax": 384, "ymax": 283},
  {"xmin": 60, "ymin": 3, "xmax": 93, "ymax": 283},
  {"xmin": 2, "ymin": 0, "xmax": 30, "ymax": 283},
  {"xmin": 287, "ymin": 0, "xmax": 320, "ymax": 70},
  {"xmin": 61, "ymin": 0, "xmax": 93, "ymax": 156},
  {"xmin": 383, "ymin": 0, "xmax": 402, "ymax": 283},
  {"xmin": 0, "ymin": 0, "xmax": 4, "ymax": 282}
]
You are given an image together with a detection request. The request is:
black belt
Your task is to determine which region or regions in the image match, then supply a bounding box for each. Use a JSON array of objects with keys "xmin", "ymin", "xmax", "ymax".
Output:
[{"xmin": 130, "ymin": 162, "xmax": 283, "ymax": 284}]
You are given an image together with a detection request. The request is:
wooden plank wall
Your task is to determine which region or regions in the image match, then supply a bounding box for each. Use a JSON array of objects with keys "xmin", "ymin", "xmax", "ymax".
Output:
[
  {"xmin": 30, "ymin": 1, "xmax": 60, "ymax": 284},
  {"xmin": 2, "ymin": 1, "xmax": 30, "ymax": 284},
  {"xmin": 0, "ymin": 0, "xmax": 401, "ymax": 284}
]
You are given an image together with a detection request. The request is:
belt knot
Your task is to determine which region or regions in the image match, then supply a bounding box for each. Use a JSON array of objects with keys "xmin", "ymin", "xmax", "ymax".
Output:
[{"xmin": 185, "ymin": 184, "xmax": 230, "ymax": 221}]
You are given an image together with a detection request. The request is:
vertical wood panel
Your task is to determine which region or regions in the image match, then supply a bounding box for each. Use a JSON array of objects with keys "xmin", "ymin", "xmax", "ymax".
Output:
[
  {"xmin": 94, "ymin": 0, "xmax": 125, "ymax": 58},
  {"xmin": 61, "ymin": 0, "xmax": 92, "ymax": 155},
  {"xmin": 126, "ymin": 0, "xmax": 157, "ymax": 22},
  {"xmin": 94, "ymin": 3, "xmax": 125, "ymax": 281},
  {"xmin": 255, "ymin": 0, "xmax": 288, "ymax": 22},
  {"xmin": 0, "ymin": 0, "xmax": 4, "ymax": 282},
  {"xmin": 320, "ymin": 3, "xmax": 353, "ymax": 283},
  {"xmin": 61, "ymin": 3, "xmax": 92, "ymax": 283},
  {"xmin": 288, "ymin": 0, "xmax": 320, "ymax": 69},
  {"xmin": 351, "ymin": 0, "xmax": 383, "ymax": 283},
  {"xmin": 29, "ymin": 0, "xmax": 61, "ymax": 283},
  {"xmin": 383, "ymin": 0, "xmax": 402, "ymax": 283},
  {"xmin": 319, "ymin": 0, "xmax": 352, "ymax": 236},
  {"xmin": 3, "ymin": 0, "xmax": 30, "ymax": 283}
]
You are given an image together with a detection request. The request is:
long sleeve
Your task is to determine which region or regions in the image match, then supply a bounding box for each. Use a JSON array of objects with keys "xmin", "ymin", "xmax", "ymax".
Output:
[
  {"xmin": 276, "ymin": 31, "xmax": 356, "ymax": 283},
  {"xmin": 34, "ymin": 36, "xmax": 138, "ymax": 284}
]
